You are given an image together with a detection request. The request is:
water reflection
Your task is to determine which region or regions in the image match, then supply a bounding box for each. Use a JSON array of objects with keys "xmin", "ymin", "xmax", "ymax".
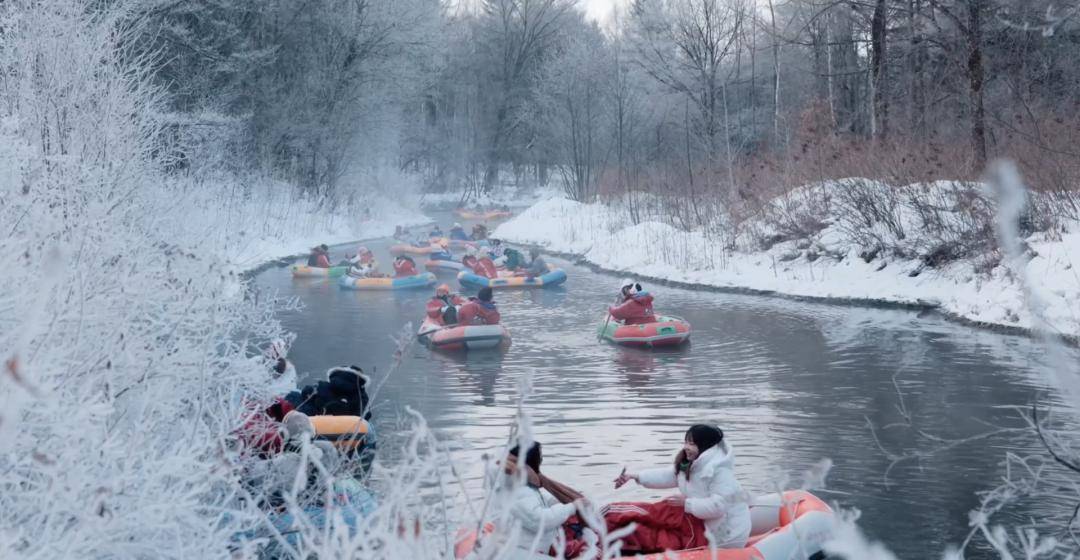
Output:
[{"xmin": 428, "ymin": 350, "xmax": 507, "ymax": 407}]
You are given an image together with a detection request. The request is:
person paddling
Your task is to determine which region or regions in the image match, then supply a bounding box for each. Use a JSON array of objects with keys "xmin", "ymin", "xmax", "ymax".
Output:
[
  {"xmin": 495, "ymin": 442, "xmax": 591, "ymax": 557},
  {"xmin": 607, "ymin": 279, "xmax": 656, "ymax": 325}
]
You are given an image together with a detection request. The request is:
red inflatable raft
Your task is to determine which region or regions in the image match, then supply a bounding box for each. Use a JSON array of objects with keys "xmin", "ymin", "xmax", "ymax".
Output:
[{"xmin": 599, "ymin": 315, "xmax": 691, "ymax": 347}]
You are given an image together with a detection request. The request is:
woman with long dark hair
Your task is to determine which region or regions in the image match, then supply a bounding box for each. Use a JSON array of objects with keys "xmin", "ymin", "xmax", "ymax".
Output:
[{"xmin": 612, "ymin": 424, "xmax": 751, "ymax": 551}]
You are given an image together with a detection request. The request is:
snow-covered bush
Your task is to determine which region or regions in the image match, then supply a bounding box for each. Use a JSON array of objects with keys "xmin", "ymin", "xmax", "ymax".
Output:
[{"xmin": 0, "ymin": 1, "xmax": 289, "ymax": 556}]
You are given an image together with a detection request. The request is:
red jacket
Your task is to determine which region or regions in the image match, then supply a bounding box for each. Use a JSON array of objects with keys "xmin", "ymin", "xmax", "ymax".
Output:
[
  {"xmin": 475, "ymin": 257, "xmax": 499, "ymax": 279},
  {"xmin": 316, "ymin": 253, "xmax": 331, "ymax": 268},
  {"xmin": 458, "ymin": 299, "xmax": 500, "ymax": 325},
  {"xmin": 235, "ymin": 397, "xmax": 295, "ymax": 457},
  {"xmin": 393, "ymin": 259, "xmax": 418, "ymax": 277},
  {"xmin": 608, "ymin": 293, "xmax": 656, "ymax": 325},
  {"xmin": 426, "ymin": 295, "xmax": 465, "ymax": 322}
]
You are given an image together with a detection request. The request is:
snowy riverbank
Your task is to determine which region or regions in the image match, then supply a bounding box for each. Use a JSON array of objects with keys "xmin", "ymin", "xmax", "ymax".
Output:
[
  {"xmin": 161, "ymin": 177, "xmax": 431, "ymax": 273},
  {"xmin": 493, "ymin": 188, "xmax": 1080, "ymax": 340}
]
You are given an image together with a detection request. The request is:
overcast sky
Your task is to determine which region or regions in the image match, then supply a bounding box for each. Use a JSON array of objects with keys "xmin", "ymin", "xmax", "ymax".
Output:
[{"xmin": 580, "ymin": 0, "xmax": 630, "ymax": 26}]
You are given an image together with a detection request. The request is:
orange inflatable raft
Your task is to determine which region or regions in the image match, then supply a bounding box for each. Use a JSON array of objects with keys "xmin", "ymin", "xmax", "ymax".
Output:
[
  {"xmin": 454, "ymin": 490, "xmax": 833, "ymax": 560},
  {"xmin": 390, "ymin": 239, "xmax": 448, "ymax": 256},
  {"xmin": 599, "ymin": 315, "xmax": 691, "ymax": 347},
  {"xmin": 454, "ymin": 209, "xmax": 513, "ymax": 221}
]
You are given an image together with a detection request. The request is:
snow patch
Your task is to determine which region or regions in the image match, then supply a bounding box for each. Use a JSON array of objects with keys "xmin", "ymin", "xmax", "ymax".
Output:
[{"xmin": 495, "ymin": 190, "xmax": 1080, "ymax": 338}]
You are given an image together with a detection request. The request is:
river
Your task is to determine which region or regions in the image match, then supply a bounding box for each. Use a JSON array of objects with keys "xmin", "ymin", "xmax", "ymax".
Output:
[{"xmin": 253, "ymin": 214, "xmax": 1077, "ymax": 558}]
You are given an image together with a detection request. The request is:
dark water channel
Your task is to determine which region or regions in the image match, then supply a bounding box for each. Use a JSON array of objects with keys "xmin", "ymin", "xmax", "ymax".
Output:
[{"xmin": 253, "ymin": 213, "xmax": 1078, "ymax": 558}]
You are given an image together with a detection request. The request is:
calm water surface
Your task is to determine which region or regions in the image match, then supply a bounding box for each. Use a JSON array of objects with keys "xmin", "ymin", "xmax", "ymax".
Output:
[{"xmin": 253, "ymin": 216, "xmax": 1077, "ymax": 558}]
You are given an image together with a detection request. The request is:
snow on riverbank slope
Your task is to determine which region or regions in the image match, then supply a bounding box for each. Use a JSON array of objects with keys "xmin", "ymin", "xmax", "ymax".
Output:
[
  {"xmin": 494, "ymin": 194, "xmax": 1080, "ymax": 338},
  {"xmin": 163, "ymin": 177, "xmax": 430, "ymax": 272}
]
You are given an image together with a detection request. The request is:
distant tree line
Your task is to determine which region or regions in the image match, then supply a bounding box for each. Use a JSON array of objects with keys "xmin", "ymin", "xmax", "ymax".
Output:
[{"xmin": 134, "ymin": 0, "xmax": 1080, "ymax": 208}]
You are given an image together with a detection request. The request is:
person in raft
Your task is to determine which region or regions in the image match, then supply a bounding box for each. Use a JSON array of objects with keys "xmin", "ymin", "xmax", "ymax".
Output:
[
  {"xmin": 429, "ymin": 241, "xmax": 453, "ymax": 261},
  {"xmin": 265, "ymin": 339, "xmax": 297, "ymax": 397},
  {"xmin": 347, "ymin": 247, "xmax": 379, "ymax": 278},
  {"xmin": 449, "ymin": 222, "xmax": 469, "ymax": 241},
  {"xmin": 427, "ymin": 284, "xmax": 465, "ymax": 326},
  {"xmin": 429, "ymin": 224, "xmax": 444, "ymax": 238},
  {"xmin": 307, "ymin": 244, "xmax": 331, "ymax": 268},
  {"xmin": 523, "ymin": 248, "xmax": 547, "ymax": 278},
  {"xmin": 392, "ymin": 255, "xmax": 418, "ymax": 277},
  {"xmin": 608, "ymin": 279, "xmax": 656, "ymax": 325},
  {"xmin": 502, "ymin": 247, "xmax": 527, "ymax": 271},
  {"xmin": 471, "ymin": 223, "xmax": 488, "ymax": 240},
  {"xmin": 611, "ymin": 425, "xmax": 752, "ymax": 552},
  {"xmin": 487, "ymin": 238, "xmax": 504, "ymax": 259},
  {"xmin": 458, "ymin": 287, "xmax": 500, "ymax": 325},
  {"xmin": 494, "ymin": 442, "xmax": 592, "ymax": 558}
]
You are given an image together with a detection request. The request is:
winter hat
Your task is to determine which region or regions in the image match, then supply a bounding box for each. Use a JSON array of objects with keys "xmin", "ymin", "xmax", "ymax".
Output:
[
  {"xmin": 621, "ymin": 279, "xmax": 642, "ymax": 294},
  {"xmin": 453, "ymin": 222, "xmax": 462, "ymax": 228},
  {"xmin": 478, "ymin": 287, "xmax": 494, "ymax": 302},
  {"xmin": 327, "ymin": 365, "xmax": 370, "ymax": 386}
]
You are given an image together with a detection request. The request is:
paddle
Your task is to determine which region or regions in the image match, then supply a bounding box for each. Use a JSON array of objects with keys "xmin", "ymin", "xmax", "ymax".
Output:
[
  {"xmin": 598, "ymin": 312, "xmax": 611, "ymax": 342},
  {"xmin": 599, "ymin": 291, "xmax": 623, "ymax": 341}
]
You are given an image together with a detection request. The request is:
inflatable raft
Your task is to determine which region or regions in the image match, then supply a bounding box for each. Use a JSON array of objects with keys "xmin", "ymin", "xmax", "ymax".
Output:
[
  {"xmin": 425, "ymin": 258, "xmax": 466, "ymax": 273},
  {"xmin": 310, "ymin": 415, "xmax": 375, "ymax": 453},
  {"xmin": 454, "ymin": 209, "xmax": 514, "ymax": 221},
  {"xmin": 338, "ymin": 272, "xmax": 436, "ymax": 290},
  {"xmin": 599, "ymin": 315, "xmax": 691, "ymax": 347},
  {"xmin": 447, "ymin": 238, "xmax": 478, "ymax": 250},
  {"xmin": 389, "ymin": 242, "xmax": 446, "ymax": 256},
  {"xmin": 291, "ymin": 265, "xmax": 347, "ymax": 278},
  {"xmin": 457, "ymin": 267, "xmax": 567, "ymax": 289},
  {"xmin": 454, "ymin": 490, "xmax": 833, "ymax": 560},
  {"xmin": 417, "ymin": 317, "xmax": 510, "ymax": 351}
]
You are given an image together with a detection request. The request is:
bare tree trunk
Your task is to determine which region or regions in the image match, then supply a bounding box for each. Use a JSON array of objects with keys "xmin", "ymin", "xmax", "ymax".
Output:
[
  {"xmin": 966, "ymin": 0, "xmax": 988, "ymax": 170},
  {"xmin": 750, "ymin": 15, "xmax": 757, "ymax": 134},
  {"xmin": 870, "ymin": 0, "xmax": 888, "ymax": 138},
  {"xmin": 825, "ymin": 10, "xmax": 837, "ymax": 128},
  {"xmin": 767, "ymin": 0, "xmax": 781, "ymax": 142},
  {"xmin": 908, "ymin": 0, "xmax": 926, "ymax": 135}
]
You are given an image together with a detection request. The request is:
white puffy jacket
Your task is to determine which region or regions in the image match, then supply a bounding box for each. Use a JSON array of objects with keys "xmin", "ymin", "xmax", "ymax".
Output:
[
  {"xmin": 636, "ymin": 441, "xmax": 752, "ymax": 548},
  {"xmin": 506, "ymin": 483, "xmax": 576, "ymax": 556}
]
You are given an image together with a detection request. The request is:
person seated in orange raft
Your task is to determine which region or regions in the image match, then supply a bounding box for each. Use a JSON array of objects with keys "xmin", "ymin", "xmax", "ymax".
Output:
[
  {"xmin": 426, "ymin": 284, "xmax": 465, "ymax": 326},
  {"xmin": 608, "ymin": 279, "xmax": 657, "ymax": 325},
  {"xmin": 457, "ymin": 287, "xmax": 501, "ymax": 325},
  {"xmin": 392, "ymin": 255, "xmax": 418, "ymax": 277}
]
